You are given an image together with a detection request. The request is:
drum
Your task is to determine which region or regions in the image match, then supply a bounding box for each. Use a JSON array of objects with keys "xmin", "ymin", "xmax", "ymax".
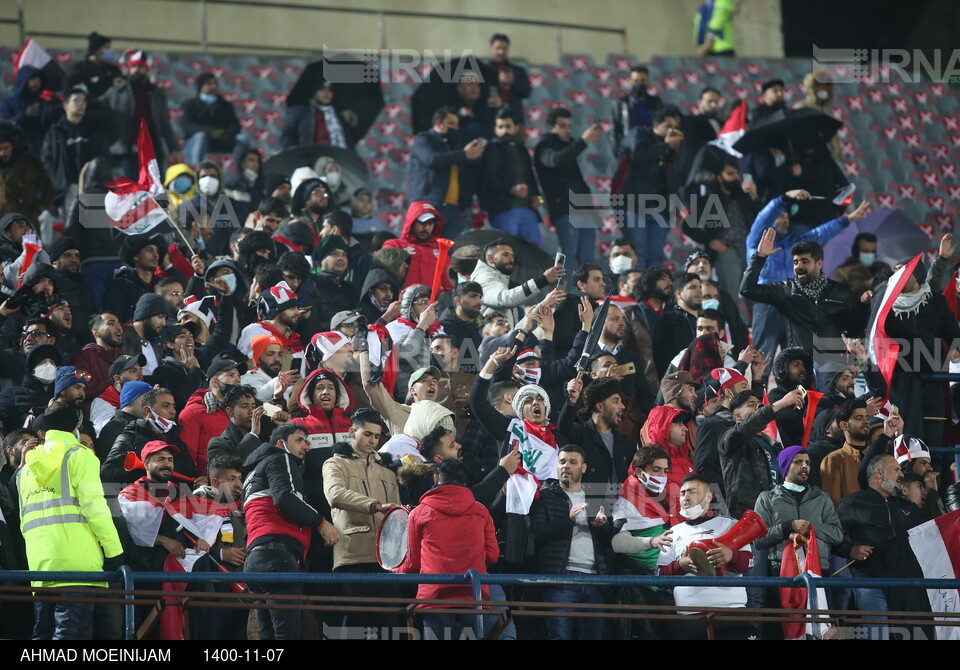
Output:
[{"xmin": 375, "ymin": 506, "xmax": 410, "ymax": 570}]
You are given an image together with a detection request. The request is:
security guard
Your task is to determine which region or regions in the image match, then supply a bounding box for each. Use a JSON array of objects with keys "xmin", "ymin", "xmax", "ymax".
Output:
[{"xmin": 17, "ymin": 403, "xmax": 124, "ymax": 640}]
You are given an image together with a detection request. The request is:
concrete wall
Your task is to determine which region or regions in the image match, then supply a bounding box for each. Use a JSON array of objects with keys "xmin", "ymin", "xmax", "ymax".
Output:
[{"xmin": 1, "ymin": 0, "xmax": 782, "ymax": 62}]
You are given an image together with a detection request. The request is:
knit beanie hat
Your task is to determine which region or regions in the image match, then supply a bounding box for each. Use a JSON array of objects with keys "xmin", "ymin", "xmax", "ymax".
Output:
[
  {"xmin": 251, "ymin": 334, "xmax": 284, "ymax": 365},
  {"xmin": 133, "ymin": 293, "xmax": 169, "ymax": 323},
  {"xmin": 178, "ymin": 295, "xmax": 218, "ymax": 328},
  {"xmin": 311, "ymin": 331, "xmax": 351, "ymax": 363},
  {"xmin": 54, "ymin": 366, "xmax": 88, "ymax": 398},
  {"xmin": 120, "ymin": 380, "xmax": 153, "ymax": 409},
  {"xmin": 778, "ymin": 446, "xmax": 808, "ymax": 479},
  {"xmin": 512, "ymin": 384, "xmax": 551, "ymax": 419},
  {"xmin": 47, "ymin": 236, "xmax": 79, "ymax": 263},
  {"xmin": 87, "ymin": 32, "xmax": 111, "ymax": 56},
  {"xmin": 258, "ymin": 281, "xmax": 299, "ymax": 320}
]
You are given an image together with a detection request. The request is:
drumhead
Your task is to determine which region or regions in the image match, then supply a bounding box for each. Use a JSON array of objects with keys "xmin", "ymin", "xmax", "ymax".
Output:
[{"xmin": 375, "ymin": 506, "xmax": 410, "ymax": 570}]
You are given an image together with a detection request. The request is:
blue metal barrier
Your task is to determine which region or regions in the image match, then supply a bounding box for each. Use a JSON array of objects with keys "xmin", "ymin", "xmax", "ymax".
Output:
[{"xmin": 3, "ymin": 569, "xmax": 959, "ymax": 640}]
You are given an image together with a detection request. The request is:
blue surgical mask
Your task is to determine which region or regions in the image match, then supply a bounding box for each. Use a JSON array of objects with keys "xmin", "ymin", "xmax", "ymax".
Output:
[
  {"xmin": 222, "ymin": 273, "xmax": 237, "ymax": 294},
  {"xmin": 171, "ymin": 175, "xmax": 193, "ymax": 194},
  {"xmin": 702, "ymin": 298, "xmax": 720, "ymax": 311},
  {"xmin": 199, "ymin": 93, "xmax": 217, "ymax": 104},
  {"xmin": 783, "ymin": 481, "xmax": 806, "ymax": 492},
  {"xmin": 195, "ymin": 235, "xmax": 206, "ymax": 251},
  {"xmin": 101, "ymin": 49, "xmax": 116, "ymax": 62},
  {"xmin": 859, "ymin": 252, "xmax": 876, "ymax": 266}
]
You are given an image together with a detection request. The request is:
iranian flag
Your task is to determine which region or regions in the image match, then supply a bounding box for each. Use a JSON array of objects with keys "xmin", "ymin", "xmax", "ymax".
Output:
[
  {"xmin": 709, "ymin": 100, "xmax": 747, "ymax": 158},
  {"xmin": 779, "ymin": 527, "xmax": 831, "ymax": 640},
  {"xmin": 908, "ymin": 509, "xmax": 960, "ymax": 640},
  {"xmin": 104, "ymin": 119, "xmax": 169, "ymax": 235},
  {"xmin": 867, "ymin": 254, "xmax": 922, "ymax": 402}
]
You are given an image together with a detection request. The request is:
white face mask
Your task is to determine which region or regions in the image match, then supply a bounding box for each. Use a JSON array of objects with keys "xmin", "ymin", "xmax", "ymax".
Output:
[
  {"xmin": 33, "ymin": 362, "xmax": 57, "ymax": 384},
  {"xmin": 639, "ymin": 471, "xmax": 667, "ymax": 495},
  {"xmin": 609, "ymin": 254, "xmax": 634, "ymax": 274},
  {"xmin": 198, "ymin": 175, "xmax": 220, "ymax": 196},
  {"xmin": 815, "ymin": 89, "xmax": 830, "ymax": 102},
  {"xmin": 515, "ymin": 366, "xmax": 541, "ymax": 385},
  {"xmin": 783, "ymin": 481, "xmax": 806, "ymax": 492},
  {"xmin": 679, "ymin": 495, "xmax": 710, "ymax": 520},
  {"xmin": 242, "ymin": 168, "xmax": 258, "ymax": 184},
  {"xmin": 325, "ymin": 170, "xmax": 342, "ymax": 190},
  {"xmin": 859, "ymin": 252, "xmax": 876, "ymax": 266}
]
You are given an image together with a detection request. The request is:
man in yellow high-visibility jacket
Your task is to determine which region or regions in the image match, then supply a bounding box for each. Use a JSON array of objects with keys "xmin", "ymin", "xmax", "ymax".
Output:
[{"xmin": 17, "ymin": 403, "xmax": 124, "ymax": 640}]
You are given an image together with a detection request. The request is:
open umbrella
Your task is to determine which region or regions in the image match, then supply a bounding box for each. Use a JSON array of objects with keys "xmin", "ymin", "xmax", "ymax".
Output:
[
  {"xmin": 263, "ymin": 145, "xmax": 368, "ymax": 202},
  {"xmin": 822, "ymin": 208, "xmax": 929, "ymax": 277},
  {"xmin": 286, "ymin": 56, "xmax": 385, "ymax": 140},
  {"xmin": 451, "ymin": 229, "xmax": 552, "ymax": 286},
  {"xmin": 411, "ymin": 57, "xmax": 498, "ymax": 133},
  {"xmin": 733, "ymin": 107, "xmax": 843, "ymax": 155}
]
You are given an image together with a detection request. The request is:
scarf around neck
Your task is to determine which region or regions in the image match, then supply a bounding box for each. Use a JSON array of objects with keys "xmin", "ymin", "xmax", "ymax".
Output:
[
  {"xmin": 892, "ymin": 283, "xmax": 932, "ymax": 317},
  {"xmin": 796, "ymin": 274, "xmax": 828, "ymax": 300}
]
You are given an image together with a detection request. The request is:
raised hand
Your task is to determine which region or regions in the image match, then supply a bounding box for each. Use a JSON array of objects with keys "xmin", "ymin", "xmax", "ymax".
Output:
[{"xmin": 757, "ymin": 227, "xmax": 782, "ymax": 258}]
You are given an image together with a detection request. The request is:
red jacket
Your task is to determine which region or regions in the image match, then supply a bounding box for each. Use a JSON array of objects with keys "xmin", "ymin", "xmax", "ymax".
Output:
[
  {"xmin": 179, "ymin": 389, "xmax": 228, "ymax": 477},
  {"xmin": 643, "ymin": 405, "xmax": 695, "ymax": 525},
  {"xmin": 381, "ymin": 201, "xmax": 452, "ymax": 292},
  {"xmin": 400, "ymin": 484, "xmax": 498, "ymax": 606},
  {"xmin": 71, "ymin": 343, "xmax": 123, "ymax": 401}
]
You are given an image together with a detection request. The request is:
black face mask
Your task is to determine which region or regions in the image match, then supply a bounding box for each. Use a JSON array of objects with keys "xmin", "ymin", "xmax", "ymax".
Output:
[
  {"xmin": 630, "ymin": 83, "xmax": 647, "ymax": 99},
  {"xmin": 722, "ymin": 179, "xmax": 742, "ymax": 193},
  {"xmin": 444, "ymin": 128, "xmax": 460, "ymax": 146}
]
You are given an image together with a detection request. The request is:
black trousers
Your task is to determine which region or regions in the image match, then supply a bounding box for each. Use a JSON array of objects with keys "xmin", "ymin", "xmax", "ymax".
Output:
[{"xmin": 244, "ymin": 546, "xmax": 304, "ymax": 641}]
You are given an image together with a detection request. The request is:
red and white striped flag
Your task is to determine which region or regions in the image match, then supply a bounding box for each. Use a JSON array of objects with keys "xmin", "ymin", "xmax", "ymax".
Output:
[
  {"xmin": 104, "ymin": 120, "xmax": 168, "ymax": 235},
  {"xmin": 867, "ymin": 254, "xmax": 922, "ymax": 402},
  {"xmin": 15, "ymin": 38, "xmax": 51, "ymax": 74},
  {"xmin": 118, "ymin": 480, "xmax": 229, "ymax": 551},
  {"xmin": 908, "ymin": 509, "xmax": 960, "ymax": 640},
  {"xmin": 709, "ymin": 100, "xmax": 747, "ymax": 158}
]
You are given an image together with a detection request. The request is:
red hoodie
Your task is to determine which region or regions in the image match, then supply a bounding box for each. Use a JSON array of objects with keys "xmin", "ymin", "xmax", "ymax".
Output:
[
  {"xmin": 400, "ymin": 484, "xmax": 498, "ymax": 606},
  {"xmin": 643, "ymin": 405, "xmax": 695, "ymax": 523},
  {"xmin": 381, "ymin": 201, "xmax": 452, "ymax": 292},
  {"xmin": 292, "ymin": 369, "xmax": 354, "ymax": 450}
]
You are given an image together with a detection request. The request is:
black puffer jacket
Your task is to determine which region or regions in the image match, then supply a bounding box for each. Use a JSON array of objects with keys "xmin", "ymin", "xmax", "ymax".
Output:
[
  {"xmin": 768, "ymin": 346, "xmax": 813, "ymax": 449},
  {"xmin": 530, "ymin": 479, "xmax": 613, "ymax": 575},
  {"xmin": 0, "ymin": 343, "xmax": 61, "ymax": 430},
  {"xmin": 100, "ymin": 418, "xmax": 197, "ymax": 484},
  {"xmin": 740, "ymin": 253, "xmax": 869, "ymax": 353}
]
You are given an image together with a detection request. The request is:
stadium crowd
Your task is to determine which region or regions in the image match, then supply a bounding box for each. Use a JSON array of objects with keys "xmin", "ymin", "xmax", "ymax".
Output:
[{"xmin": 0, "ymin": 28, "xmax": 957, "ymax": 641}]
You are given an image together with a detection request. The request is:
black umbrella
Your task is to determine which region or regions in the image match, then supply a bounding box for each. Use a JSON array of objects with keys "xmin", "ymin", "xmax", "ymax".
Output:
[
  {"xmin": 576, "ymin": 295, "xmax": 612, "ymax": 377},
  {"xmin": 411, "ymin": 57, "xmax": 498, "ymax": 133},
  {"xmin": 286, "ymin": 56, "xmax": 385, "ymax": 140},
  {"xmin": 263, "ymin": 145, "xmax": 369, "ymax": 199},
  {"xmin": 733, "ymin": 107, "xmax": 843, "ymax": 155},
  {"xmin": 451, "ymin": 230, "xmax": 552, "ymax": 286}
]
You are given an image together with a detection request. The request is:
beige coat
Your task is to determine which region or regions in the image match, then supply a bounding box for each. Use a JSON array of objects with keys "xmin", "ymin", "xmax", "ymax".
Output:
[{"xmin": 322, "ymin": 444, "xmax": 402, "ymax": 569}]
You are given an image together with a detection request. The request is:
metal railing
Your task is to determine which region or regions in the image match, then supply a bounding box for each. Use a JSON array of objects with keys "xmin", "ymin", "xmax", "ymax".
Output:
[{"xmin": 2, "ymin": 569, "xmax": 959, "ymax": 640}]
